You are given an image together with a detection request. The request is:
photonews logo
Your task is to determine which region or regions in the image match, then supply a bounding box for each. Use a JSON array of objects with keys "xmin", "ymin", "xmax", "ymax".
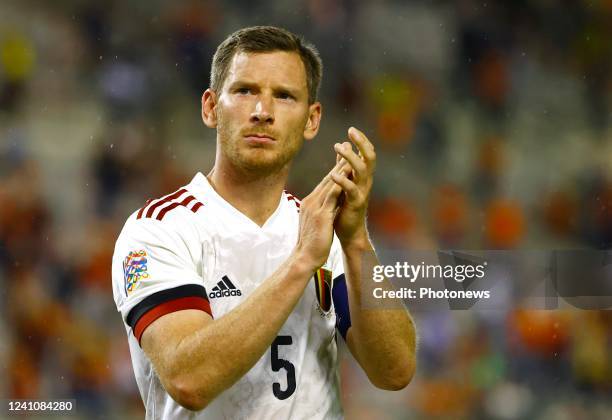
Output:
[{"xmin": 209, "ymin": 275, "xmax": 243, "ymax": 298}]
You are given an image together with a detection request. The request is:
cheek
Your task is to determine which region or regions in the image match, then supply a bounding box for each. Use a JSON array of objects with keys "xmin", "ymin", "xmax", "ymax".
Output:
[
  {"xmin": 282, "ymin": 108, "xmax": 309, "ymax": 132},
  {"xmin": 216, "ymin": 105, "xmax": 241, "ymax": 134},
  {"xmin": 218, "ymin": 97, "xmax": 247, "ymax": 122}
]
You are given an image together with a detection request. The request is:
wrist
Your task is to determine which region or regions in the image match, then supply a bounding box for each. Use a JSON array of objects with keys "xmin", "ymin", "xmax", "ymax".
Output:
[
  {"xmin": 339, "ymin": 227, "xmax": 373, "ymax": 255},
  {"xmin": 288, "ymin": 250, "xmax": 318, "ymax": 279}
]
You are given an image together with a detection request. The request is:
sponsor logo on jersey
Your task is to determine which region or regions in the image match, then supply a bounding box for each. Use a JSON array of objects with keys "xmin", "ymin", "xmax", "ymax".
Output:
[
  {"xmin": 313, "ymin": 267, "xmax": 332, "ymax": 314},
  {"xmin": 209, "ymin": 275, "xmax": 242, "ymax": 298},
  {"xmin": 123, "ymin": 250, "xmax": 149, "ymax": 295}
]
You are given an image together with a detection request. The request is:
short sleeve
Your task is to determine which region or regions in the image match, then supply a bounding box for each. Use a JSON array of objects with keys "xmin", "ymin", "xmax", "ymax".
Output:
[{"xmin": 111, "ymin": 214, "xmax": 212, "ymax": 344}]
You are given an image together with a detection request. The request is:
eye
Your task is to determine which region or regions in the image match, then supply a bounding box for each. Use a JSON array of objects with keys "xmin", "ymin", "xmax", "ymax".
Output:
[
  {"xmin": 236, "ymin": 87, "xmax": 251, "ymax": 95},
  {"xmin": 277, "ymin": 92, "xmax": 294, "ymax": 100}
]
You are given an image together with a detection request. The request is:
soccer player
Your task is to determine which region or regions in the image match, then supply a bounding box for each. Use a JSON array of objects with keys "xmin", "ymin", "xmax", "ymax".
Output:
[{"xmin": 112, "ymin": 26, "xmax": 416, "ymax": 419}]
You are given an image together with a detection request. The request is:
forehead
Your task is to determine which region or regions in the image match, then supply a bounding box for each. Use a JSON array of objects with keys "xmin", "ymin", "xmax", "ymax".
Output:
[{"xmin": 225, "ymin": 51, "xmax": 308, "ymax": 90}]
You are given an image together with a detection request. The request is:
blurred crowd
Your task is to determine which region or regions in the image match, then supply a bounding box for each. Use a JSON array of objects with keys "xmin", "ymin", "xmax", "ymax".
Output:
[{"xmin": 0, "ymin": 0, "xmax": 611, "ymax": 418}]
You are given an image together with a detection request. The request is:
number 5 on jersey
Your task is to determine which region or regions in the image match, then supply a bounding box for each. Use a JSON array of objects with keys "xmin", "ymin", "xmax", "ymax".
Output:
[{"xmin": 271, "ymin": 335, "xmax": 296, "ymax": 400}]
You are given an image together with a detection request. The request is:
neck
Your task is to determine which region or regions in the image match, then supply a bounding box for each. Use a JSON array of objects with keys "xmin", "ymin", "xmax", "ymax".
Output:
[{"xmin": 207, "ymin": 161, "xmax": 290, "ymax": 227}]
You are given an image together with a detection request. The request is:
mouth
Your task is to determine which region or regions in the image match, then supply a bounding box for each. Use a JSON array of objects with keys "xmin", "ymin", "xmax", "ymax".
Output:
[{"xmin": 243, "ymin": 133, "xmax": 276, "ymax": 144}]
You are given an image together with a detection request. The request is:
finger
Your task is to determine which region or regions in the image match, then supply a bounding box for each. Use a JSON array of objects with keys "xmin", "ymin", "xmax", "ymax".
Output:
[
  {"xmin": 331, "ymin": 171, "xmax": 360, "ymax": 201},
  {"xmin": 348, "ymin": 127, "xmax": 376, "ymax": 169},
  {"xmin": 319, "ymin": 158, "xmax": 360, "ymax": 210},
  {"xmin": 313, "ymin": 158, "xmax": 346, "ymax": 194},
  {"xmin": 321, "ymin": 159, "xmax": 349, "ymax": 199},
  {"xmin": 338, "ymin": 157, "xmax": 353, "ymax": 181},
  {"xmin": 329, "ymin": 155, "xmax": 352, "ymax": 181},
  {"xmin": 319, "ymin": 172, "xmax": 338, "ymax": 198},
  {"xmin": 322, "ymin": 181, "xmax": 343, "ymax": 210},
  {"xmin": 334, "ymin": 142, "xmax": 366, "ymax": 182},
  {"xmin": 310, "ymin": 157, "xmax": 349, "ymax": 206},
  {"xmin": 309, "ymin": 176, "xmax": 329, "ymax": 200},
  {"xmin": 335, "ymin": 157, "xmax": 352, "ymax": 177}
]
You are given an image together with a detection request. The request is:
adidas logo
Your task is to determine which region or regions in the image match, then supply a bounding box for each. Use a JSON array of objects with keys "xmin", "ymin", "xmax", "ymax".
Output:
[{"xmin": 209, "ymin": 275, "xmax": 242, "ymax": 298}]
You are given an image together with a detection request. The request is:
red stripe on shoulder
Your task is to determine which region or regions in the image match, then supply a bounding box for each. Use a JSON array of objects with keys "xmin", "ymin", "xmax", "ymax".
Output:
[
  {"xmin": 191, "ymin": 201, "xmax": 203, "ymax": 213},
  {"xmin": 137, "ymin": 199, "xmax": 153, "ymax": 219},
  {"xmin": 156, "ymin": 202, "xmax": 180, "ymax": 221},
  {"xmin": 156, "ymin": 195, "xmax": 196, "ymax": 221},
  {"xmin": 137, "ymin": 189, "xmax": 205, "ymax": 221},
  {"xmin": 144, "ymin": 188, "xmax": 188, "ymax": 219}
]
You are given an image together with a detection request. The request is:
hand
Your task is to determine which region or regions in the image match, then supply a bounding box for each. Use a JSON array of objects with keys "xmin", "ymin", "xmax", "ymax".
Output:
[
  {"xmin": 331, "ymin": 127, "xmax": 376, "ymax": 249},
  {"xmin": 294, "ymin": 158, "xmax": 347, "ymax": 272}
]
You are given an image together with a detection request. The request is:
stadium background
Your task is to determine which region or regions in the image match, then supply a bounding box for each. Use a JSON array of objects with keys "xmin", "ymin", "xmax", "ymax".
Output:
[{"xmin": 0, "ymin": 0, "xmax": 611, "ymax": 418}]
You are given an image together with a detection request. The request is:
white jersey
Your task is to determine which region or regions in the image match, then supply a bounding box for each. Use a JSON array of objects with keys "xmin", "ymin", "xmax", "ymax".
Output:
[{"xmin": 112, "ymin": 172, "xmax": 347, "ymax": 420}]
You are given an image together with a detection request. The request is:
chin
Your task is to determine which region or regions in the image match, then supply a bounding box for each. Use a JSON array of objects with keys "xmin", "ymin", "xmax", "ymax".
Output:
[{"xmin": 235, "ymin": 150, "xmax": 291, "ymax": 173}]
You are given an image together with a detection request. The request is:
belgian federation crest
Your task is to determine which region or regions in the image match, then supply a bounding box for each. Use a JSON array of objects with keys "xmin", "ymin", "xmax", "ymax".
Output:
[{"xmin": 313, "ymin": 267, "xmax": 333, "ymax": 314}]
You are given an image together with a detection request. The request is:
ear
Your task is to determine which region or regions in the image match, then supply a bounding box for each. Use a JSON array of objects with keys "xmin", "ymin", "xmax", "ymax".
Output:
[
  {"xmin": 303, "ymin": 102, "xmax": 322, "ymax": 141},
  {"xmin": 202, "ymin": 88, "xmax": 218, "ymax": 128}
]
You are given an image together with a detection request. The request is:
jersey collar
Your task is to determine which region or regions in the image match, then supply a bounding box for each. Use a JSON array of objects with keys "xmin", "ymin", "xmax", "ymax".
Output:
[{"xmin": 188, "ymin": 172, "xmax": 286, "ymax": 231}]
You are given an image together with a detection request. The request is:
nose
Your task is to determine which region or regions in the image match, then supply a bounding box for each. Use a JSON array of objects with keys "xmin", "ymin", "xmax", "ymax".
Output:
[{"xmin": 250, "ymin": 96, "xmax": 274, "ymax": 124}]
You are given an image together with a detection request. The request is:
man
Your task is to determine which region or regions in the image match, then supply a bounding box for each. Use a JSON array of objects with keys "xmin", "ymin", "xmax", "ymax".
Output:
[{"xmin": 112, "ymin": 26, "xmax": 416, "ymax": 419}]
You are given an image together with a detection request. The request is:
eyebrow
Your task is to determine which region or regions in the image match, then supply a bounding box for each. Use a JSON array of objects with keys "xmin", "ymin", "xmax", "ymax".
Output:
[{"xmin": 228, "ymin": 80, "xmax": 303, "ymax": 98}]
